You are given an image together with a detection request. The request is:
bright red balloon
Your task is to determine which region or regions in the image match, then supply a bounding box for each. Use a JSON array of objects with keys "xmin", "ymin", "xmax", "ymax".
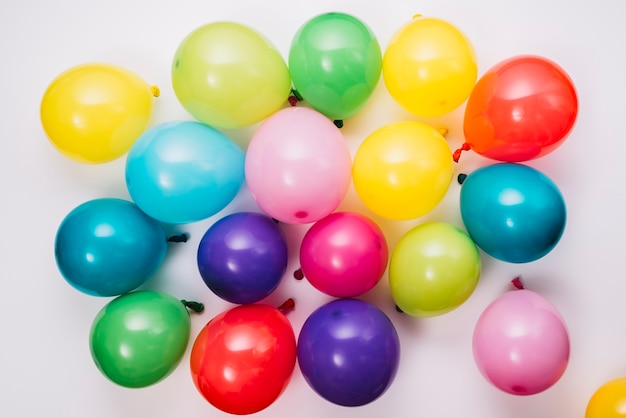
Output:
[
  {"xmin": 190, "ymin": 304, "xmax": 297, "ymax": 415},
  {"xmin": 459, "ymin": 55, "xmax": 578, "ymax": 162}
]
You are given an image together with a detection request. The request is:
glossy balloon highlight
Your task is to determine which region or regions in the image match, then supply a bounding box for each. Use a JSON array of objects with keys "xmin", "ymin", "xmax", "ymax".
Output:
[
  {"xmin": 300, "ymin": 212, "xmax": 388, "ymax": 297},
  {"xmin": 289, "ymin": 12, "xmax": 382, "ymax": 120},
  {"xmin": 389, "ymin": 222, "xmax": 481, "ymax": 317},
  {"xmin": 473, "ymin": 287, "xmax": 570, "ymax": 395},
  {"xmin": 90, "ymin": 290, "xmax": 191, "ymax": 388},
  {"xmin": 462, "ymin": 55, "xmax": 578, "ymax": 162},
  {"xmin": 125, "ymin": 121, "xmax": 245, "ymax": 224},
  {"xmin": 460, "ymin": 163, "xmax": 566, "ymax": 263},
  {"xmin": 297, "ymin": 298, "xmax": 400, "ymax": 406},
  {"xmin": 197, "ymin": 212, "xmax": 288, "ymax": 304},
  {"xmin": 41, "ymin": 63, "xmax": 156, "ymax": 163},
  {"xmin": 190, "ymin": 304, "xmax": 296, "ymax": 415},
  {"xmin": 383, "ymin": 16, "xmax": 477, "ymax": 117},
  {"xmin": 55, "ymin": 198, "xmax": 167, "ymax": 296},
  {"xmin": 245, "ymin": 107, "xmax": 352, "ymax": 224},
  {"xmin": 172, "ymin": 21, "xmax": 291, "ymax": 129},
  {"xmin": 353, "ymin": 121, "xmax": 454, "ymax": 220}
]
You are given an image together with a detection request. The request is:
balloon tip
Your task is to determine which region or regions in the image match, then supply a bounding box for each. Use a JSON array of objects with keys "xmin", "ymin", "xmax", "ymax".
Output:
[
  {"xmin": 511, "ymin": 277, "xmax": 525, "ymax": 290},
  {"xmin": 452, "ymin": 142, "xmax": 471, "ymax": 163},
  {"xmin": 333, "ymin": 119, "xmax": 344, "ymax": 128},
  {"xmin": 457, "ymin": 173, "xmax": 468, "ymax": 184},
  {"xmin": 437, "ymin": 127, "xmax": 449, "ymax": 137},
  {"xmin": 278, "ymin": 298, "xmax": 295, "ymax": 313},
  {"xmin": 167, "ymin": 233, "xmax": 189, "ymax": 243},
  {"xmin": 293, "ymin": 268, "xmax": 304, "ymax": 280},
  {"xmin": 182, "ymin": 300, "xmax": 204, "ymax": 313},
  {"xmin": 151, "ymin": 85, "xmax": 160, "ymax": 98}
]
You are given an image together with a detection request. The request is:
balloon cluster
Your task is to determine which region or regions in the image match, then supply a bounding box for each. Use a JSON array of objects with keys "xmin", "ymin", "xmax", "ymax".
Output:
[{"xmin": 43, "ymin": 11, "xmax": 614, "ymax": 416}]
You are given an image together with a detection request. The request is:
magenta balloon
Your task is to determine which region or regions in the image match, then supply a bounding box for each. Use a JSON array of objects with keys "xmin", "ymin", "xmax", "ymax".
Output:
[
  {"xmin": 472, "ymin": 289, "xmax": 570, "ymax": 395},
  {"xmin": 300, "ymin": 212, "xmax": 388, "ymax": 297},
  {"xmin": 244, "ymin": 107, "xmax": 352, "ymax": 224}
]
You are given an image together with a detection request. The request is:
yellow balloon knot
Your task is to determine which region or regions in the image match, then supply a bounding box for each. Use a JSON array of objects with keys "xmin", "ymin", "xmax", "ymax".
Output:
[
  {"xmin": 437, "ymin": 127, "xmax": 449, "ymax": 137},
  {"xmin": 151, "ymin": 85, "xmax": 160, "ymax": 97}
]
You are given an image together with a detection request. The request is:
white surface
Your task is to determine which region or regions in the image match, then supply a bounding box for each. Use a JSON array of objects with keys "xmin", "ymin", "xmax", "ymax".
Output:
[{"xmin": 1, "ymin": 1, "xmax": 624, "ymax": 417}]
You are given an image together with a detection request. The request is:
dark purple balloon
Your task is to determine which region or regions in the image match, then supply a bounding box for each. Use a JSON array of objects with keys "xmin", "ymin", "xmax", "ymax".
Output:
[
  {"xmin": 197, "ymin": 212, "xmax": 288, "ymax": 304},
  {"xmin": 297, "ymin": 298, "xmax": 401, "ymax": 406}
]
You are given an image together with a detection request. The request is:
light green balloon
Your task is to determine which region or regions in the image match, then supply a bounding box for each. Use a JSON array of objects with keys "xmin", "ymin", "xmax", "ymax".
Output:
[
  {"xmin": 172, "ymin": 22, "xmax": 291, "ymax": 129},
  {"xmin": 389, "ymin": 222, "xmax": 481, "ymax": 317},
  {"xmin": 289, "ymin": 12, "xmax": 382, "ymax": 121}
]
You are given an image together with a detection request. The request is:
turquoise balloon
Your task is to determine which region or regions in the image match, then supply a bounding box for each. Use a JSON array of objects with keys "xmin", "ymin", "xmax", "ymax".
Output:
[
  {"xmin": 90, "ymin": 290, "xmax": 191, "ymax": 388},
  {"xmin": 55, "ymin": 198, "xmax": 167, "ymax": 296},
  {"xmin": 460, "ymin": 163, "xmax": 566, "ymax": 263},
  {"xmin": 289, "ymin": 12, "xmax": 382, "ymax": 121},
  {"xmin": 125, "ymin": 121, "xmax": 245, "ymax": 224}
]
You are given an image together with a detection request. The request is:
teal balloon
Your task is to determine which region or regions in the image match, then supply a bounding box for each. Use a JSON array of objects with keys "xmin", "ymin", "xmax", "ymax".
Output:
[
  {"xmin": 289, "ymin": 12, "xmax": 382, "ymax": 120},
  {"xmin": 90, "ymin": 291, "xmax": 191, "ymax": 388},
  {"xmin": 125, "ymin": 121, "xmax": 245, "ymax": 224},
  {"xmin": 55, "ymin": 198, "xmax": 167, "ymax": 296},
  {"xmin": 460, "ymin": 163, "xmax": 566, "ymax": 263}
]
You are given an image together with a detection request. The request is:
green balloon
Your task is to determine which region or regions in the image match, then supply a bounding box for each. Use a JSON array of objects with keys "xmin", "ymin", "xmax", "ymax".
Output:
[
  {"xmin": 289, "ymin": 12, "xmax": 382, "ymax": 120},
  {"xmin": 389, "ymin": 222, "xmax": 481, "ymax": 317},
  {"xmin": 89, "ymin": 290, "xmax": 191, "ymax": 388}
]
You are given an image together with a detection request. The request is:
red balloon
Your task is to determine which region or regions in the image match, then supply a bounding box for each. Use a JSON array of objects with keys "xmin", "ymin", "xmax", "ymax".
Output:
[
  {"xmin": 190, "ymin": 304, "xmax": 297, "ymax": 415},
  {"xmin": 459, "ymin": 55, "xmax": 577, "ymax": 162}
]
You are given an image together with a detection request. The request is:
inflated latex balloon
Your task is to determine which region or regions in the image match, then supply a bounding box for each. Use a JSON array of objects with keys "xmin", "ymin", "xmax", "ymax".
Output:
[
  {"xmin": 126, "ymin": 121, "xmax": 245, "ymax": 224},
  {"xmin": 289, "ymin": 12, "xmax": 382, "ymax": 121},
  {"xmin": 190, "ymin": 303, "xmax": 296, "ymax": 415},
  {"xmin": 41, "ymin": 63, "xmax": 156, "ymax": 163},
  {"xmin": 172, "ymin": 21, "xmax": 291, "ymax": 129},
  {"xmin": 383, "ymin": 15, "xmax": 477, "ymax": 117},
  {"xmin": 389, "ymin": 222, "xmax": 481, "ymax": 317},
  {"xmin": 353, "ymin": 121, "xmax": 454, "ymax": 220},
  {"xmin": 472, "ymin": 282, "xmax": 570, "ymax": 395},
  {"xmin": 300, "ymin": 212, "xmax": 388, "ymax": 298},
  {"xmin": 90, "ymin": 290, "xmax": 194, "ymax": 388},
  {"xmin": 586, "ymin": 377, "xmax": 626, "ymax": 418},
  {"xmin": 245, "ymin": 107, "xmax": 352, "ymax": 224},
  {"xmin": 460, "ymin": 163, "xmax": 566, "ymax": 263},
  {"xmin": 298, "ymin": 298, "xmax": 400, "ymax": 407},
  {"xmin": 197, "ymin": 212, "xmax": 288, "ymax": 304},
  {"xmin": 55, "ymin": 198, "xmax": 167, "ymax": 297},
  {"xmin": 458, "ymin": 55, "xmax": 578, "ymax": 162}
]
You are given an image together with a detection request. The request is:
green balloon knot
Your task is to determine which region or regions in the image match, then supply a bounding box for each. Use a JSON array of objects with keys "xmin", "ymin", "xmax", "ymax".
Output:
[
  {"xmin": 182, "ymin": 300, "xmax": 204, "ymax": 313},
  {"xmin": 291, "ymin": 88, "xmax": 303, "ymax": 101},
  {"xmin": 167, "ymin": 233, "xmax": 189, "ymax": 243}
]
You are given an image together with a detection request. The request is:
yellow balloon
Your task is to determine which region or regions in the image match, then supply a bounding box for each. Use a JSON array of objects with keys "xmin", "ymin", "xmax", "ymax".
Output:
[
  {"xmin": 172, "ymin": 22, "xmax": 291, "ymax": 129},
  {"xmin": 586, "ymin": 377, "xmax": 626, "ymax": 418},
  {"xmin": 40, "ymin": 63, "xmax": 156, "ymax": 164},
  {"xmin": 383, "ymin": 16, "xmax": 477, "ymax": 117},
  {"xmin": 353, "ymin": 121, "xmax": 454, "ymax": 220}
]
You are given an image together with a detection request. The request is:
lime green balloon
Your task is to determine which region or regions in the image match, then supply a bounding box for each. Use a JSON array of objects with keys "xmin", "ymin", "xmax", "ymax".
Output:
[
  {"xmin": 289, "ymin": 12, "xmax": 382, "ymax": 120},
  {"xmin": 89, "ymin": 290, "xmax": 191, "ymax": 388},
  {"xmin": 389, "ymin": 222, "xmax": 481, "ymax": 317},
  {"xmin": 172, "ymin": 22, "xmax": 291, "ymax": 129}
]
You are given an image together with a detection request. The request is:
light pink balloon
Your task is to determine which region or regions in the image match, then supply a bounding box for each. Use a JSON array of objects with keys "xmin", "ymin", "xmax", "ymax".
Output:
[
  {"xmin": 472, "ymin": 289, "xmax": 570, "ymax": 396},
  {"xmin": 300, "ymin": 212, "xmax": 388, "ymax": 297},
  {"xmin": 245, "ymin": 107, "xmax": 352, "ymax": 224}
]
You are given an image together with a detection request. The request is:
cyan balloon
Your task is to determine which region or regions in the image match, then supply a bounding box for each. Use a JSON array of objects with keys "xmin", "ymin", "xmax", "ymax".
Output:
[
  {"xmin": 55, "ymin": 198, "xmax": 167, "ymax": 296},
  {"xmin": 125, "ymin": 121, "xmax": 245, "ymax": 224},
  {"xmin": 460, "ymin": 163, "xmax": 566, "ymax": 263}
]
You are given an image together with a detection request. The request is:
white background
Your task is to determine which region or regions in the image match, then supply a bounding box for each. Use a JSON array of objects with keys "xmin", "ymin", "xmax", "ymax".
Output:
[{"xmin": 1, "ymin": 1, "xmax": 625, "ymax": 417}]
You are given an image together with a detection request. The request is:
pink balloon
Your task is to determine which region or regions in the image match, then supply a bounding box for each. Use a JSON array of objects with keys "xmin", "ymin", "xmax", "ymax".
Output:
[
  {"xmin": 472, "ymin": 288, "xmax": 570, "ymax": 396},
  {"xmin": 245, "ymin": 107, "xmax": 352, "ymax": 224},
  {"xmin": 300, "ymin": 212, "xmax": 388, "ymax": 297}
]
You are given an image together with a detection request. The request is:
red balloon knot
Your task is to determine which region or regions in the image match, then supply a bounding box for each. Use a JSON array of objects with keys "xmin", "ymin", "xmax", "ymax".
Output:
[
  {"xmin": 293, "ymin": 268, "xmax": 304, "ymax": 280},
  {"xmin": 511, "ymin": 277, "xmax": 525, "ymax": 290},
  {"xmin": 277, "ymin": 298, "xmax": 295, "ymax": 313},
  {"xmin": 288, "ymin": 95, "xmax": 299, "ymax": 107},
  {"xmin": 453, "ymin": 142, "xmax": 471, "ymax": 163}
]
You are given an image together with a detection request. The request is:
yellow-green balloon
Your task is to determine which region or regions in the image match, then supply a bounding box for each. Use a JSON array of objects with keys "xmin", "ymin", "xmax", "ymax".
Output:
[
  {"xmin": 172, "ymin": 22, "xmax": 291, "ymax": 129},
  {"xmin": 389, "ymin": 222, "xmax": 481, "ymax": 317}
]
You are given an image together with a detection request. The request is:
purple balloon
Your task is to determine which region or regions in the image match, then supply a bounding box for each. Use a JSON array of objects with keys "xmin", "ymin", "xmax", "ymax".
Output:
[
  {"xmin": 297, "ymin": 298, "xmax": 400, "ymax": 406},
  {"xmin": 197, "ymin": 212, "xmax": 288, "ymax": 304}
]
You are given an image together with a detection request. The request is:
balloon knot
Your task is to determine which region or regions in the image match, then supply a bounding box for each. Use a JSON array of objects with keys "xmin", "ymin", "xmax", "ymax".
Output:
[
  {"xmin": 437, "ymin": 127, "xmax": 449, "ymax": 137},
  {"xmin": 278, "ymin": 298, "xmax": 295, "ymax": 313},
  {"xmin": 151, "ymin": 85, "xmax": 160, "ymax": 97},
  {"xmin": 182, "ymin": 300, "xmax": 204, "ymax": 313},
  {"xmin": 333, "ymin": 120, "xmax": 344, "ymax": 128},
  {"xmin": 293, "ymin": 268, "xmax": 304, "ymax": 280},
  {"xmin": 457, "ymin": 173, "xmax": 468, "ymax": 184},
  {"xmin": 167, "ymin": 233, "xmax": 189, "ymax": 243},
  {"xmin": 453, "ymin": 142, "xmax": 471, "ymax": 163},
  {"xmin": 288, "ymin": 95, "xmax": 299, "ymax": 107},
  {"xmin": 395, "ymin": 304, "xmax": 404, "ymax": 314},
  {"xmin": 511, "ymin": 277, "xmax": 525, "ymax": 290}
]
